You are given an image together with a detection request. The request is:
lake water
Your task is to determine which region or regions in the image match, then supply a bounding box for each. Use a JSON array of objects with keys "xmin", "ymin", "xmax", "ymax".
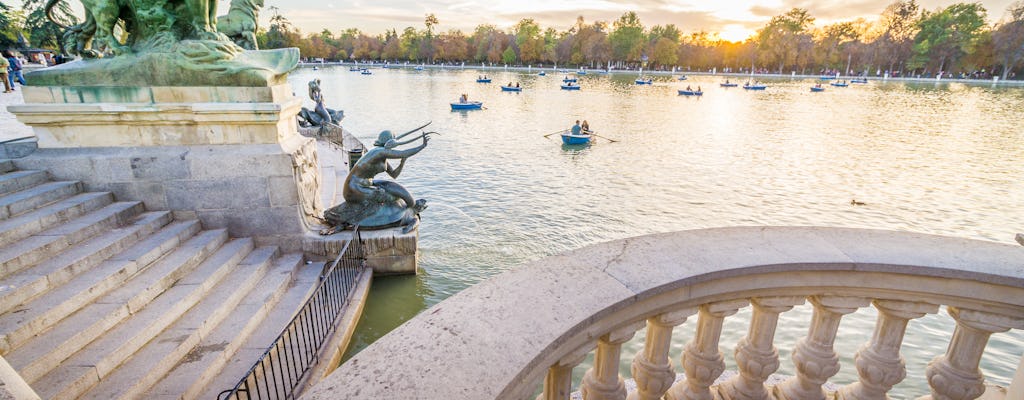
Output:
[{"xmin": 288, "ymin": 66, "xmax": 1024, "ymax": 397}]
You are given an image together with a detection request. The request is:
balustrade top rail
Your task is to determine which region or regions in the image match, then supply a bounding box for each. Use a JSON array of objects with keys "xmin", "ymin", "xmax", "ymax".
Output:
[{"xmin": 301, "ymin": 227, "xmax": 1024, "ymax": 399}]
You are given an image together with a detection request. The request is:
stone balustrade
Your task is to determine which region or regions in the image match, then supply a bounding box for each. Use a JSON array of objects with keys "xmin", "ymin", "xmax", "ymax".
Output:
[{"xmin": 301, "ymin": 227, "xmax": 1024, "ymax": 400}]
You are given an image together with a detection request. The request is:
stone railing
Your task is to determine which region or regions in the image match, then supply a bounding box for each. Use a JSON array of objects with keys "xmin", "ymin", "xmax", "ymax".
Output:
[{"xmin": 301, "ymin": 227, "xmax": 1024, "ymax": 400}]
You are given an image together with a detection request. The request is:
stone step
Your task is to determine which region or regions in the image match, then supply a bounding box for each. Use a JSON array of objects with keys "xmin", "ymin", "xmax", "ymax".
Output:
[
  {"xmin": 0, "ymin": 181, "xmax": 82, "ymax": 221},
  {"xmin": 0, "ymin": 160, "xmax": 13, "ymax": 174},
  {"xmin": 31, "ymin": 236, "xmax": 251, "ymax": 400},
  {"xmin": 154, "ymin": 253, "xmax": 307, "ymax": 400},
  {"xmin": 0, "ymin": 192, "xmax": 113, "ymax": 246},
  {"xmin": 0, "ymin": 170, "xmax": 48, "ymax": 196},
  {"xmin": 81, "ymin": 247, "xmax": 283, "ymax": 400},
  {"xmin": 0, "ymin": 212, "xmax": 174, "ymax": 353},
  {"xmin": 198, "ymin": 260, "xmax": 323, "ymax": 400},
  {"xmin": 7, "ymin": 228, "xmax": 225, "ymax": 383},
  {"xmin": 0, "ymin": 200, "xmax": 145, "ymax": 281}
]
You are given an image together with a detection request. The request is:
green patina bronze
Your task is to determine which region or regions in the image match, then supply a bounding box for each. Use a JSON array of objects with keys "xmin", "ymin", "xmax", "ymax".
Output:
[
  {"xmin": 32, "ymin": 0, "xmax": 293, "ymax": 87},
  {"xmin": 321, "ymin": 123, "xmax": 435, "ymax": 235}
]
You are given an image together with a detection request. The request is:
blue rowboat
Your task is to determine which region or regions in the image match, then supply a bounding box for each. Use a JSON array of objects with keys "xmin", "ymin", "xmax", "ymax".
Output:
[
  {"xmin": 850, "ymin": 78, "xmax": 868, "ymax": 84},
  {"xmin": 720, "ymin": 82, "xmax": 738, "ymax": 87},
  {"xmin": 743, "ymin": 84, "xmax": 767, "ymax": 90},
  {"xmin": 560, "ymin": 131, "xmax": 592, "ymax": 145},
  {"xmin": 561, "ymin": 84, "xmax": 581, "ymax": 90},
  {"xmin": 677, "ymin": 75, "xmax": 688, "ymax": 80},
  {"xmin": 476, "ymin": 78, "xmax": 492, "ymax": 83},
  {"xmin": 577, "ymin": 71, "xmax": 587, "ymax": 75},
  {"xmin": 819, "ymin": 76, "xmax": 835, "ymax": 80},
  {"xmin": 360, "ymin": 70, "xmax": 372, "ymax": 75},
  {"xmin": 830, "ymin": 82, "xmax": 849, "ymax": 87},
  {"xmin": 349, "ymin": 67, "xmax": 361, "ymax": 71},
  {"xmin": 810, "ymin": 86, "xmax": 826, "ymax": 92},
  {"xmin": 678, "ymin": 90, "xmax": 703, "ymax": 96},
  {"xmin": 500, "ymin": 85, "xmax": 522, "ymax": 92},
  {"xmin": 538, "ymin": 71, "xmax": 546, "ymax": 76},
  {"xmin": 450, "ymin": 101, "xmax": 483, "ymax": 110},
  {"xmin": 563, "ymin": 77, "xmax": 577, "ymax": 83},
  {"xmin": 414, "ymin": 66, "xmax": 424, "ymax": 71},
  {"xmin": 635, "ymin": 79, "xmax": 652, "ymax": 85}
]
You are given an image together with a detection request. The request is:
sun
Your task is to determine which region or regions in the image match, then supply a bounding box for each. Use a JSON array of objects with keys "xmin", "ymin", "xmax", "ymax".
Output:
[{"xmin": 717, "ymin": 24, "xmax": 753, "ymax": 42}]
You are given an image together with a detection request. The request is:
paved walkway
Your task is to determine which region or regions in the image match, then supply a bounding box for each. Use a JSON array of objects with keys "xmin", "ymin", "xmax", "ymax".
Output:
[{"xmin": 0, "ymin": 89, "xmax": 34, "ymax": 143}]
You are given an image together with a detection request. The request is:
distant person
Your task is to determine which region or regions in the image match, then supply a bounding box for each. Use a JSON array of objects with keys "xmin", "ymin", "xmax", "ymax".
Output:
[
  {"xmin": 459, "ymin": 93, "xmax": 468, "ymax": 103},
  {"xmin": 0, "ymin": 56, "xmax": 10, "ymax": 93},
  {"xmin": 696, "ymin": 86, "xmax": 701, "ymax": 92},
  {"xmin": 581, "ymin": 120, "xmax": 590, "ymax": 133},
  {"xmin": 571, "ymin": 120, "xmax": 582, "ymax": 136},
  {"xmin": 686, "ymin": 85, "xmax": 692, "ymax": 91},
  {"xmin": 507, "ymin": 82, "xmax": 512, "ymax": 87},
  {"xmin": 515, "ymin": 82, "xmax": 519, "ymax": 88},
  {"xmin": 3, "ymin": 51, "xmax": 24, "ymax": 88}
]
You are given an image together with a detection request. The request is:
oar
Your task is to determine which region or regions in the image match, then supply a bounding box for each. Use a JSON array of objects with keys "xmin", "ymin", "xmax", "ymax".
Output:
[
  {"xmin": 543, "ymin": 129, "xmax": 565, "ymax": 138},
  {"xmin": 589, "ymin": 133, "xmax": 618, "ymax": 143}
]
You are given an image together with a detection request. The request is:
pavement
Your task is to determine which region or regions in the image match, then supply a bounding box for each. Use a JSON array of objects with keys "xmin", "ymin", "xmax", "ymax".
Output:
[{"xmin": 0, "ymin": 88, "xmax": 34, "ymax": 143}]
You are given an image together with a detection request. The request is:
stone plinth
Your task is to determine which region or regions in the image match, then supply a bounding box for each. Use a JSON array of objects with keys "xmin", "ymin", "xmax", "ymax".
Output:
[
  {"xmin": 8, "ymin": 85, "xmax": 324, "ymax": 252},
  {"xmin": 304, "ymin": 228, "xmax": 419, "ymax": 276}
]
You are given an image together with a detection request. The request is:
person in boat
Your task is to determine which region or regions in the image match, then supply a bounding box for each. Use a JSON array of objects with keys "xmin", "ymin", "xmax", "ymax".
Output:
[
  {"xmin": 459, "ymin": 93, "xmax": 468, "ymax": 103},
  {"xmin": 815, "ymin": 83, "xmax": 822, "ymax": 88},
  {"xmin": 507, "ymin": 82, "xmax": 513, "ymax": 87},
  {"xmin": 697, "ymin": 86, "xmax": 701, "ymax": 92},
  {"xmin": 571, "ymin": 120, "xmax": 582, "ymax": 136},
  {"xmin": 725, "ymin": 79, "xmax": 730, "ymax": 84},
  {"xmin": 686, "ymin": 85, "xmax": 692, "ymax": 91},
  {"xmin": 478, "ymin": 75, "xmax": 482, "ymax": 80},
  {"xmin": 581, "ymin": 120, "xmax": 590, "ymax": 134},
  {"xmin": 515, "ymin": 82, "xmax": 520, "ymax": 88}
]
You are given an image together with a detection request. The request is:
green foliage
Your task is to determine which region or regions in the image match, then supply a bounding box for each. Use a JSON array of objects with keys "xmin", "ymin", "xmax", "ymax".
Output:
[
  {"xmin": 757, "ymin": 8, "xmax": 815, "ymax": 72},
  {"xmin": 22, "ymin": 0, "xmax": 77, "ymax": 50},
  {"xmin": 993, "ymin": 1, "xmax": 1024, "ymax": 78},
  {"xmin": 609, "ymin": 11, "xmax": 644, "ymax": 62},
  {"xmin": 501, "ymin": 45, "xmax": 516, "ymax": 64},
  {"xmin": 912, "ymin": 2, "xmax": 988, "ymax": 71}
]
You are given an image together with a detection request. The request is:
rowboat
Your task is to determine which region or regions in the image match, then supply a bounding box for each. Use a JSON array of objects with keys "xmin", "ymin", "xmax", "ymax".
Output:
[
  {"xmin": 476, "ymin": 78, "xmax": 492, "ymax": 83},
  {"xmin": 850, "ymin": 78, "xmax": 868, "ymax": 84},
  {"xmin": 678, "ymin": 90, "xmax": 703, "ymax": 96},
  {"xmin": 830, "ymin": 81, "xmax": 849, "ymax": 87},
  {"xmin": 577, "ymin": 71, "xmax": 587, "ymax": 75},
  {"xmin": 560, "ymin": 130, "xmax": 592, "ymax": 145},
  {"xmin": 360, "ymin": 70, "xmax": 372, "ymax": 75},
  {"xmin": 810, "ymin": 86, "xmax": 826, "ymax": 92},
  {"xmin": 414, "ymin": 66, "xmax": 425, "ymax": 71},
  {"xmin": 560, "ymin": 84, "xmax": 581, "ymax": 90},
  {"xmin": 500, "ymin": 86, "xmax": 522, "ymax": 92},
  {"xmin": 635, "ymin": 79, "xmax": 653, "ymax": 85},
  {"xmin": 563, "ymin": 77, "xmax": 577, "ymax": 83},
  {"xmin": 742, "ymin": 83, "xmax": 767, "ymax": 90},
  {"xmin": 677, "ymin": 75, "xmax": 688, "ymax": 81},
  {"xmin": 720, "ymin": 82, "xmax": 738, "ymax": 87},
  {"xmin": 349, "ymin": 67, "xmax": 361, "ymax": 72},
  {"xmin": 819, "ymin": 76, "xmax": 835, "ymax": 80},
  {"xmin": 538, "ymin": 72, "xmax": 546, "ymax": 76},
  {"xmin": 450, "ymin": 101, "xmax": 483, "ymax": 110}
]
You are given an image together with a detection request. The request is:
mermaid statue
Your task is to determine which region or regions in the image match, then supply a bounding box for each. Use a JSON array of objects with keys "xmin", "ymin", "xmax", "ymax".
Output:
[{"xmin": 320, "ymin": 122, "xmax": 435, "ymax": 235}]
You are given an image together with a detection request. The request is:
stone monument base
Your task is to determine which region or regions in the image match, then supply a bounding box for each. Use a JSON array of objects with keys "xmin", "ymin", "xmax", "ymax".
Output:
[{"xmin": 303, "ymin": 228, "xmax": 418, "ymax": 276}]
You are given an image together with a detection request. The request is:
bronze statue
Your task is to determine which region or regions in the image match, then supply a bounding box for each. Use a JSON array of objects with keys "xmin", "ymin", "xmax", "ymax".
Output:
[
  {"xmin": 217, "ymin": 0, "xmax": 264, "ymax": 50},
  {"xmin": 320, "ymin": 123, "xmax": 435, "ymax": 235},
  {"xmin": 298, "ymin": 79, "xmax": 344, "ymax": 132}
]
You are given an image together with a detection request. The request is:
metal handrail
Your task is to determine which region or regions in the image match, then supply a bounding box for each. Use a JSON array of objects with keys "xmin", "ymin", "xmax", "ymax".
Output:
[{"xmin": 218, "ymin": 228, "xmax": 365, "ymax": 400}]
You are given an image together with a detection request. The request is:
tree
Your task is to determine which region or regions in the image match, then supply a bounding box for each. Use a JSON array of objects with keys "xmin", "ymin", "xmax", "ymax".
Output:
[
  {"xmin": 912, "ymin": 2, "xmax": 988, "ymax": 74},
  {"xmin": 608, "ymin": 11, "xmax": 645, "ymax": 63},
  {"xmin": 400, "ymin": 26, "xmax": 421, "ymax": 61},
  {"xmin": 876, "ymin": 0, "xmax": 921, "ymax": 74},
  {"xmin": 757, "ymin": 8, "xmax": 815, "ymax": 73},
  {"xmin": 22, "ymin": 0, "xmax": 77, "ymax": 50},
  {"xmin": 514, "ymin": 18, "xmax": 543, "ymax": 63},
  {"xmin": 421, "ymin": 14, "xmax": 439, "ymax": 61},
  {"xmin": 0, "ymin": 1, "xmax": 17, "ymax": 48},
  {"xmin": 262, "ymin": 8, "xmax": 302, "ymax": 50},
  {"xmin": 650, "ymin": 37, "xmax": 678, "ymax": 66},
  {"xmin": 993, "ymin": 1, "xmax": 1024, "ymax": 79},
  {"xmin": 815, "ymin": 22, "xmax": 860, "ymax": 71},
  {"xmin": 501, "ymin": 45, "xmax": 516, "ymax": 64}
]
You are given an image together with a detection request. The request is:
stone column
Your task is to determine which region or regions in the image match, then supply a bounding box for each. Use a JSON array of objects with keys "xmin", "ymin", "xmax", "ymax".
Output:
[
  {"xmin": 538, "ymin": 350, "xmax": 589, "ymax": 400},
  {"xmin": 776, "ymin": 296, "xmax": 870, "ymax": 400},
  {"xmin": 581, "ymin": 322, "xmax": 644, "ymax": 400},
  {"xmin": 837, "ymin": 300, "xmax": 937, "ymax": 400},
  {"xmin": 666, "ymin": 300, "xmax": 748, "ymax": 400},
  {"xmin": 719, "ymin": 296, "xmax": 804, "ymax": 400},
  {"xmin": 628, "ymin": 308, "xmax": 697, "ymax": 400},
  {"xmin": 920, "ymin": 307, "xmax": 1024, "ymax": 400}
]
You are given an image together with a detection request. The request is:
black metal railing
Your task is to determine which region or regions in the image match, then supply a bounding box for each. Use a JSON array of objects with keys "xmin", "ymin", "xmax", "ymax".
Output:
[{"xmin": 218, "ymin": 229, "xmax": 365, "ymax": 400}]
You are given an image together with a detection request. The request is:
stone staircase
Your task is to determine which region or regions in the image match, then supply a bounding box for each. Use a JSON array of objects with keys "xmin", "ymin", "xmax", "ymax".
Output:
[{"xmin": 0, "ymin": 160, "xmax": 323, "ymax": 399}]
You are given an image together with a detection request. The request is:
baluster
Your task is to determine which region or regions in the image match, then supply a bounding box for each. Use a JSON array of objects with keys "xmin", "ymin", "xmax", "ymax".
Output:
[
  {"xmin": 666, "ymin": 299, "xmax": 748, "ymax": 400},
  {"xmin": 921, "ymin": 307, "xmax": 1024, "ymax": 400},
  {"xmin": 776, "ymin": 296, "xmax": 870, "ymax": 400},
  {"xmin": 837, "ymin": 300, "xmax": 937, "ymax": 400},
  {"xmin": 581, "ymin": 322, "xmax": 644, "ymax": 400},
  {"xmin": 720, "ymin": 296, "xmax": 805, "ymax": 400},
  {"xmin": 628, "ymin": 308, "xmax": 697, "ymax": 400},
  {"xmin": 537, "ymin": 349, "xmax": 589, "ymax": 400}
]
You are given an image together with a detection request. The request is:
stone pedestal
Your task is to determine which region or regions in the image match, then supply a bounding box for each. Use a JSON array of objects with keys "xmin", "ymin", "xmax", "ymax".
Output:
[
  {"xmin": 8, "ymin": 85, "xmax": 324, "ymax": 251},
  {"xmin": 303, "ymin": 228, "xmax": 419, "ymax": 276}
]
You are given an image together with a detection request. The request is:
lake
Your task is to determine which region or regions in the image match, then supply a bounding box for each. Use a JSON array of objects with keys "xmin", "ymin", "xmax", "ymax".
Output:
[{"xmin": 288, "ymin": 66, "xmax": 1024, "ymax": 397}]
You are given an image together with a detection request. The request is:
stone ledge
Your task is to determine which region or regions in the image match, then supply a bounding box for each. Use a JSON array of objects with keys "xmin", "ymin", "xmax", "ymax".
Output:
[
  {"xmin": 302, "ymin": 228, "xmax": 418, "ymax": 276},
  {"xmin": 21, "ymin": 85, "xmax": 294, "ymax": 105}
]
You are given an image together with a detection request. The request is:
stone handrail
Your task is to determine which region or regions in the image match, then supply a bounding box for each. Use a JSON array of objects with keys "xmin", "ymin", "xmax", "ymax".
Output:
[{"xmin": 302, "ymin": 227, "xmax": 1024, "ymax": 399}]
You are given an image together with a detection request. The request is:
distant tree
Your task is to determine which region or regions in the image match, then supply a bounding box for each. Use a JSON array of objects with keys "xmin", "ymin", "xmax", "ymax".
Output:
[
  {"xmin": 501, "ymin": 45, "xmax": 516, "ymax": 64},
  {"xmin": 263, "ymin": 7, "xmax": 302, "ymax": 50},
  {"xmin": 514, "ymin": 18, "xmax": 543, "ymax": 63},
  {"xmin": 875, "ymin": 0, "xmax": 921, "ymax": 74},
  {"xmin": 815, "ymin": 22, "xmax": 860, "ymax": 70},
  {"xmin": 608, "ymin": 11, "xmax": 645, "ymax": 63},
  {"xmin": 911, "ymin": 2, "xmax": 988, "ymax": 74},
  {"xmin": 993, "ymin": 1, "xmax": 1024, "ymax": 79},
  {"xmin": 757, "ymin": 8, "xmax": 815, "ymax": 73},
  {"xmin": 421, "ymin": 14, "xmax": 439, "ymax": 61},
  {"xmin": 22, "ymin": 0, "xmax": 77, "ymax": 50},
  {"xmin": 650, "ymin": 37, "xmax": 678, "ymax": 66},
  {"xmin": 400, "ymin": 26, "xmax": 421, "ymax": 61},
  {"xmin": 0, "ymin": 1, "xmax": 16, "ymax": 48}
]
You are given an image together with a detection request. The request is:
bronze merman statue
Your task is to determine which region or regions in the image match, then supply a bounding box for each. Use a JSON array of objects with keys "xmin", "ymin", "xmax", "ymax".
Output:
[
  {"xmin": 320, "ymin": 122, "xmax": 435, "ymax": 235},
  {"xmin": 298, "ymin": 79, "xmax": 344, "ymax": 132}
]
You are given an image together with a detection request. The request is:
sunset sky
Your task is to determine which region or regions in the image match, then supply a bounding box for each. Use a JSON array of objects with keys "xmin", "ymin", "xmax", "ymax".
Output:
[{"xmin": 257, "ymin": 0, "xmax": 1019, "ymax": 41}]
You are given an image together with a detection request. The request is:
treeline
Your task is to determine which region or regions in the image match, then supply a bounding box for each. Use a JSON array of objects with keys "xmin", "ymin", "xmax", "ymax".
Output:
[
  {"xmin": 0, "ymin": 0, "xmax": 76, "ymax": 51},
  {"xmin": 262, "ymin": 1, "xmax": 1024, "ymax": 80}
]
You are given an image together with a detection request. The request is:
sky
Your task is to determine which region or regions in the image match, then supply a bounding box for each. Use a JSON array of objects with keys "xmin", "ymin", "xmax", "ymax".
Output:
[{"xmin": 262, "ymin": 0, "xmax": 1020, "ymax": 41}]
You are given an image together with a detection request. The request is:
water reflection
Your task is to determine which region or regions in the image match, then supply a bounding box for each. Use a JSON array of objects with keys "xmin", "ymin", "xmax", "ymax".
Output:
[{"xmin": 293, "ymin": 67, "xmax": 1024, "ymax": 393}]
